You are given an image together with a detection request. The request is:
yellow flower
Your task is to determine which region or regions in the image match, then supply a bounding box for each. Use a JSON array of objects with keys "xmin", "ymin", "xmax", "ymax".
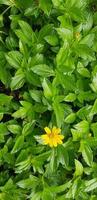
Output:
[
  {"xmin": 75, "ymin": 32, "xmax": 81, "ymax": 40},
  {"xmin": 41, "ymin": 126, "xmax": 64, "ymax": 147}
]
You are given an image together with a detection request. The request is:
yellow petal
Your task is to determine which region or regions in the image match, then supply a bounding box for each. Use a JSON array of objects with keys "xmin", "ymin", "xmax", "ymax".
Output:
[
  {"xmin": 53, "ymin": 139, "xmax": 58, "ymax": 147},
  {"xmin": 49, "ymin": 140, "xmax": 54, "ymax": 147},
  {"xmin": 41, "ymin": 134, "xmax": 47, "ymax": 139},
  {"xmin": 41, "ymin": 134, "xmax": 50, "ymax": 144},
  {"xmin": 57, "ymin": 139, "xmax": 63, "ymax": 144},
  {"xmin": 52, "ymin": 127, "xmax": 61, "ymax": 135},
  {"xmin": 59, "ymin": 135, "xmax": 64, "ymax": 140},
  {"xmin": 44, "ymin": 127, "xmax": 51, "ymax": 135},
  {"xmin": 52, "ymin": 126, "xmax": 57, "ymax": 133},
  {"xmin": 55, "ymin": 135, "xmax": 63, "ymax": 144}
]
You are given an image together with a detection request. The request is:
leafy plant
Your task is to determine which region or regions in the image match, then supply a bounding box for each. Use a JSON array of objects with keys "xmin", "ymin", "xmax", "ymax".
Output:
[{"xmin": 0, "ymin": 0, "xmax": 97, "ymax": 199}]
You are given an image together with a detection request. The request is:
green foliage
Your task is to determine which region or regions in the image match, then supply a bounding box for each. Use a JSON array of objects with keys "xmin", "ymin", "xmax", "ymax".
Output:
[{"xmin": 0, "ymin": 0, "xmax": 97, "ymax": 199}]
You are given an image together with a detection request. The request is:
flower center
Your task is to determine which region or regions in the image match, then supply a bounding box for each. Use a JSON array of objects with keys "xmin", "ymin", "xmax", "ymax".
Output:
[{"xmin": 49, "ymin": 131, "xmax": 56, "ymax": 138}]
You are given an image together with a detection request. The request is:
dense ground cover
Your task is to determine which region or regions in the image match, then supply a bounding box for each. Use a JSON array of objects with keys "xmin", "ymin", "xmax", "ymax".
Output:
[{"xmin": 1, "ymin": 0, "xmax": 97, "ymax": 199}]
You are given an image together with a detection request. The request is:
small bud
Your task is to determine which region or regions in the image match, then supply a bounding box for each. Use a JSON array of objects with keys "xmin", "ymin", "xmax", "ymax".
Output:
[
  {"xmin": 75, "ymin": 32, "xmax": 81, "ymax": 40},
  {"xmin": 88, "ymin": 133, "xmax": 92, "ymax": 137}
]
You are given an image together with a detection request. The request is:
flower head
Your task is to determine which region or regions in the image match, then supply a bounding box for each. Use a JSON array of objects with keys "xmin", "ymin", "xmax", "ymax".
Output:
[
  {"xmin": 75, "ymin": 32, "xmax": 81, "ymax": 40},
  {"xmin": 41, "ymin": 126, "xmax": 64, "ymax": 147}
]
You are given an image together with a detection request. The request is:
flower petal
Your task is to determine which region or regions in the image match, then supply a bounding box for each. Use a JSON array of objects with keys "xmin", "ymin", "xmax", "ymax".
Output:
[
  {"xmin": 44, "ymin": 127, "xmax": 51, "ymax": 135},
  {"xmin": 53, "ymin": 139, "xmax": 58, "ymax": 147},
  {"xmin": 52, "ymin": 127, "xmax": 61, "ymax": 134},
  {"xmin": 41, "ymin": 134, "xmax": 50, "ymax": 144},
  {"xmin": 55, "ymin": 135, "xmax": 64, "ymax": 144},
  {"xmin": 57, "ymin": 139, "xmax": 63, "ymax": 144},
  {"xmin": 59, "ymin": 135, "xmax": 64, "ymax": 140},
  {"xmin": 49, "ymin": 140, "xmax": 53, "ymax": 147}
]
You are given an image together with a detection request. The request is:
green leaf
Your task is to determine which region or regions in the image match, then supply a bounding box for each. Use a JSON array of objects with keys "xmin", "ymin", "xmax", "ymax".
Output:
[
  {"xmin": 0, "ymin": 64, "xmax": 11, "ymax": 87},
  {"xmin": 89, "ymin": 99, "xmax": 97, "ymax": 119},
  {"xmin": 57, "ymin": 72, "xmax": 76, "ymax": 91},
  {"xmin": 65, "ymin": 178, "xmax": 81, "ymax": 199},
  {"xmin": 12, "ymin": 107, "xmax": 26, "ymax": 119},
  {"xmin": 69, "ymin": 6, "xmax": 84, "ymax": 22},
  {"xmin": 18, "ymin": 20, "xmax": 33, "ymax": 35},
  {"xmin": 85, "ymin": 178, "xmax": 97, "ymax": 192},
  {"xmin": 2, "ymin": 178, "xmax": 14, "ymax": 191},
  {"xmin": 15, "ymin": 0, "xmax": 34, "ymax": 9},
  {"xmin": 29, "ymin": 90, "xmax": 42, "ymax": 103},
  {"xmin": 30, "ymin": 192, "xmax": 41, "ymax": 200},
  {"xmin": 15, "ymin": 156, "xmax": 31, "ymax": 173},
  {"xmin": 77, "ymin": 62, "xmax": 90, "ymax": 77},
  {"xmin": 71, "ymin": 128, "xmax": 80, "ymax": 141},
  {"xmin": 31, "ymin": 64, "xmax": 55, "ymax": 77},
  {"xmin": 57, "ymin": 27, "xmax": 73, "ymax": 41},
  {"xmin": 47, "ymin": 149, "xmax": 57, "ymax": 173},
  {"xmin": 39, "ymin": 0, "xmax": 52, "ymax": 15},
  {"xmin": 74, "ymin": 159, "xmax": 83, "ymax": 177},
  {"xmin": 38, "ymin": 24, "xmax": 53, "ymax": 42},
  {"xmin": 15, "ymin": 20, "xmax": 35, "ymax": 46},
  {"xmin": 12, "ymin": 101, "xmax": 33, "ymax": 119},
  {"xmin": 0, "ymin": 94, "xmax": 12, "ymax": 106},
  {"xmin": 7, "ymin": 124, "xmax": 22, "ymax": 134},
  {"xmin": 30, "ymin": 54, "xmax": 44, "ymax": 66},
  {"xmin": 50, "ymin": 180, "xmax": 72, "ymax": 194},
  {"xmin": 17, "ymin": 175, "xmax": 39, "ymax": 189},
  {"xmin": 26, "ymin": 70, "xmax": 41, "ymax": 87},
  {"xmin": 65, "ymin": 113, "xmax": 76, "ymax": 124},
  {"xmin": 53, "ymin": 99, "xmax": 64, "ymax": 127},
  {"xmin": 31, "ymin": 151, "xmax": 51, "ymax": 173},
  {"xmin": 0, "ymin": 123, "xmax": 8, "ymax": 142},
  {"xmin": 22, "ymin": 121, "xmax": 35, "ymax": 136},
  {"xmin": 45, "ymin": 35, "xmax": 59, "ymax": 46},
  {"xmin": 75, "ymin": 44, "xmax": 95, "ymax": 61},
  {"xmin": 42, "ymin": 188, "xmax": 54, "ymax": 200},
  {"xmin": 0, "ymin": 0, "xmax": 10, "ymax": 5},
  {"xmin": 90, "ymin": 74, "xmax": 97, "ymax": 93},
  {"xmin": 77, "ymin": 105, "xmax": 92, "ymax": 120},
  {"xmin": 79, "ymin": 141, "xmax": 93, "ymax": 166},
  {"xmin": 58, "ymin": 56, "xmax": 75, "ymax": 74},
  {"xmin": 11, "ymin": 135, "xmax": 24, "ymax": 154},
  {"xmin": 52, "ymin": 0, "xmax": 63, "ymax": 7},
  {"xmin": 11, "ymin": 69, "xmax": 25, "ymax": 90},
  {"xmin": 77, "ymin": 91, "xmax": 96, "ymax": 103},
  {"xmin": 5, "ymin": 51, "xmax": 23, "ymax": 69},
  {"xmin": 6, "ymin": 34, "xmax": 18, "ymax": 50},
  {"xmin": 64, "ymin": 93, "xmax": 76, "ymax": 102},
  {"xmin": 42, "ymin": 78, "xmax": 52, "ymax": 99},
  {"xmin": 0, "ymin": 15, "xmax": 3, "ymax": 27},
  {"xmin": 74, "ymin": 120, "xmax": 89, "ymax": 134},
  {"xmin": 80, "ymin": 34, "xmax": 94, "ymax": 47},
  {"xmin": 83, "ymin": 13, "xmax": 93, "ymax": 33},
  {"xmin": 32, "ymin": 43, "xmax": 44, "ymax": 54},
  {"xmin": 57, "ymin": 145, "xmax": 69, "ymax": 169},
  {"xmin": 56, "ymin": 42, "xmax": 69, "ymax": 67},
  {"xmin": 91, "ymin": 123, "xmax": 97, "ymax": 138}
]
